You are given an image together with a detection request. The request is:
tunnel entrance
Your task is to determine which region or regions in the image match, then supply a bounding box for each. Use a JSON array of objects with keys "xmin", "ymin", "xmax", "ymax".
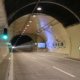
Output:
[
  {"xmin": 11, "ymin": 35, "xmax": 33, "ymax": 45},
  {"xmin": 11, "ymin": 35, "xmax": 34, "ymax": 52},
  {"xmin": 9, "ymin": 13, "xmax": 70, "ymax": 54}
]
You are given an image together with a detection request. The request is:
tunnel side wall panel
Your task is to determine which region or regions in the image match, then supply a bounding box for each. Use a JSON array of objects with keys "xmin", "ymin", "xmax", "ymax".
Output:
[
  {"xmin": 67, "ymin": 24, "xmax": 80, "ymax": 59},
  {"xmin": 0, "ymin": 0, "xmax": 10, "ymax": 80},
  {"xmin": 0, "ymin": 41, "xmax": 10, "ymax": 80}
]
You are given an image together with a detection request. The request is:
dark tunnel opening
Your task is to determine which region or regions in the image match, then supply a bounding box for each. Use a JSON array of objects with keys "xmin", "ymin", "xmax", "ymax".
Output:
[{"xmin": 11, "ymin": 35, "xmax": 33, "ymax": 46}]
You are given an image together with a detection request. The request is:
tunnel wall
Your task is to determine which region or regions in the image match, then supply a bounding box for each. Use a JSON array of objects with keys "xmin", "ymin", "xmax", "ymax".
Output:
[
  {"xmin": 36, "ymin": 15, "xmax": 70, "ymax": 54},
  {"xmin": 9, "ymin": 14, "xmax": 70, "ymax": 54},
  {"xmin": 51, "ymin": 23, "xmax": 70, "ymax": 54},
  {"xmin": 0, "ymin": 0, "xmax": 10, "ymax": 80},
  {"xmin": 67, "ymin": 24, "xmax": 80, "ymax": 59},
  {"xmin": 0, "ymin": 41, "xmax": 10, "ymax": 80}
]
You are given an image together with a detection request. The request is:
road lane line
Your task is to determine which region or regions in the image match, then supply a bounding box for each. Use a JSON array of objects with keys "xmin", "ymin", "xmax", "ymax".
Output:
[{"xmin": 52, "ymin": 66, "xmax": 76, "ymax": 78}]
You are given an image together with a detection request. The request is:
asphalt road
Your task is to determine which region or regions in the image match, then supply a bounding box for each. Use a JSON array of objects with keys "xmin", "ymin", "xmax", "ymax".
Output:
[{"xmin": 13, "ymin": 52, "xmax": 80, "ymax": 80}]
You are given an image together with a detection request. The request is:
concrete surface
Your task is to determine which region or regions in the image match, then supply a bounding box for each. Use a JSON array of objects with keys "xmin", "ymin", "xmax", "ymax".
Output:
[{"xmin": 0, "ymin": 55, "xmax": 10, "ymax": 80}]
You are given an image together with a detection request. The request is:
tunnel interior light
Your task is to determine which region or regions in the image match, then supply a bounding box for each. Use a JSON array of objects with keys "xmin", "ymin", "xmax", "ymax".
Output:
[
  {"xmin": 32, "ymin": 15, "xmax": 36, "ymax": 18},
  {"xmin": 27, "ymin": 24, "xmax": 30, "ymax": 27},
  {"xmin": 22, "ymin": 31, "xmax": 24, "ymax": 34},
  {"xmin": 79, "ymin": 46, "xmax": 80, "ymax": 50},
  {"xmin": 12, "ymin": 46, "xmax": 15, "ymax": 49},
  {"xmin": 29, "ymin": 20, "xmax": 32, "ymax": 23},
  {"xmin": 37, "ymin": 7, "xmax": 42, "ymax": 11}
]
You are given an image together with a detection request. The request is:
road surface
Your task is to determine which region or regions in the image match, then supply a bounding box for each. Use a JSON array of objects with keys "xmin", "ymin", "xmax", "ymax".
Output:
[{"xmin": 13, "ymin": 52, "xmax": 80, "ymax": 80}]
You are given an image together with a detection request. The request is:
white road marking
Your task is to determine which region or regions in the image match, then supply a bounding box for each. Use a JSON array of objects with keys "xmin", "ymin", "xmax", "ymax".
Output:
[{"xmin": 52, "ymin": 66, "xmax": 76, "ymax": 78}]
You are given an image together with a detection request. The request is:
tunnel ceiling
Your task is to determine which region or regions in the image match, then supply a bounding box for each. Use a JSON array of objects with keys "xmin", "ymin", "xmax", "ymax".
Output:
[{"xmin": 4, "ymin": 0, "xmax": 80, "ymax": 27}]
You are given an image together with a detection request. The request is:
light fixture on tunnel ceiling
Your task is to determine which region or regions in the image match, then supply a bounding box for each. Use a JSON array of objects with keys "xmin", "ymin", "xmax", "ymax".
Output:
[
  {"xmin": 22, "ymin": 30, "xmax": 26, "ymax": 34},
  {"xmin": 32, "ymin": 15, "xmax": 36, "ymax": 18},
  {"xmin": 29, "ymin": 20, "xmax": 32, "ymax": 23},
  {"xmin": 12, "ymin": 46, "xmax": 15, "ymax": 49},
  {"xmin": 21, "ymin": 28, "xmax": 26, "ymax": 35},
  {"xmin": 27, "ymin": 24, "xmax": 30, "ymax": 27},
  {"xmin": 37, "ymin": 7, "xmax": 42, "ymax": 11},
  {"xmin": 79, "ymin": 46, "xmax": 80, "ymax": 50}
]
